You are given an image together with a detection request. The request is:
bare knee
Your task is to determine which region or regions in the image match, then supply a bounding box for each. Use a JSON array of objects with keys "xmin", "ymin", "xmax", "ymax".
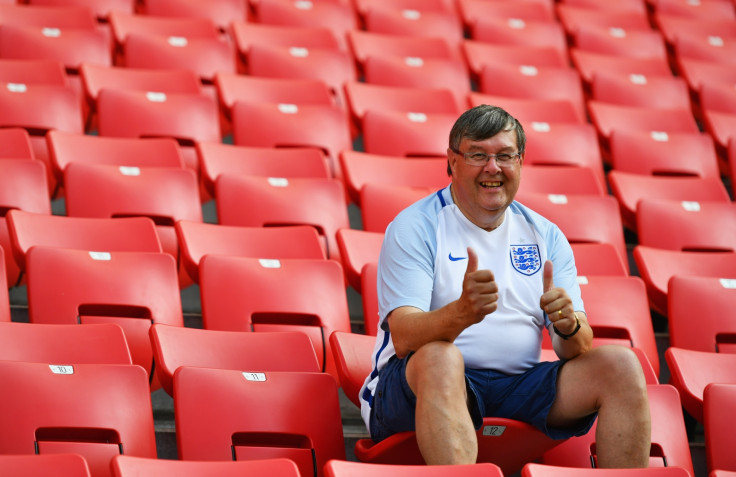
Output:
[
  {"xmin": 586, "ymin": 345, "xmax": 648, "ymax": 398},
  {"xmin": 406, "ymin": 341, "xmax": 466, "ymax": 397}
]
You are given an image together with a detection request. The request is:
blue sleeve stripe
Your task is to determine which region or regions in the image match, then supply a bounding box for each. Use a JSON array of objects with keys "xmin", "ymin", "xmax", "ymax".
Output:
[{"xmin": 362, "ymin": 331, "xmax": 392, "ymax": 407}]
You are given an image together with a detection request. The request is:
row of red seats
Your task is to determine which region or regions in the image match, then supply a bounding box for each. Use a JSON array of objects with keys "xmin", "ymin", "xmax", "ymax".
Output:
[{"xmin": 0, "ymin": 318, "xmax": 725, "ymax": 477}]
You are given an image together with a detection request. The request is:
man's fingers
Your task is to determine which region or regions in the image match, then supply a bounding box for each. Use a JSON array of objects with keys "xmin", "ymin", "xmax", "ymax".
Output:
[
  {"xmin": 466, "ymin": 246, "xmax": 478, "ymax": 274},
  {"xmin": 543, "ymin": 260, "xmax": 554, "ymax": 292}
]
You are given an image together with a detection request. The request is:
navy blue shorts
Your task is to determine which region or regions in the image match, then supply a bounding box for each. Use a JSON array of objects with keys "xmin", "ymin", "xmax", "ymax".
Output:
[{"xmin": 369, "ymin": 355, "xmax": 597, "ymax": 442}]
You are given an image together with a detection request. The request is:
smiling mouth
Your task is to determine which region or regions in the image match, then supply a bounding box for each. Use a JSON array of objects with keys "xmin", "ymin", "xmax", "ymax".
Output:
[{"xmin": 480, "ymin": 181, "xmax": 502, "ymax": 188}]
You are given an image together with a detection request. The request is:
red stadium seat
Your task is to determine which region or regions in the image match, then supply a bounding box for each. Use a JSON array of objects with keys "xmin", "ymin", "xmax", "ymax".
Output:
[
  {"xmin": 339, "ymin": 150, "xmax": 449, "ymax": 205},
  {"xmin": 469, "ymin": 17, "xmax": 567, "ymax": 58},
  {"xmin": 523, "ymin": 463, "xmax": 691, "ymax": 477},
  {"xmin": 0, "ymin": 453, "xmax": 92, "ymax": 477},
  {"xmin": 215, "ymin": 175, "xmax": 349, "ymax": 261},
  {"xmin": 0, "ymin": 159, "xmax": 50, "ymax": 286},
  {"xmin": 361, "ymin": 109, "xmax": 459, "ymax": 158},
  {"xmin": 27, "ymin": 0, "xmax": 134, "ymax": 20},
  {"xmin": 571, "ymin": 49, "xmax": 674, "ymax": 88},
  {"xmin": 637, "ymin": 200, "xmax": 736, "ymax": 253},
  {"xmin": 174, "ymin": 366, "xmax": 345, "ymax": 477},
  {"xmin": 516, "ymin": 193, "xmax": 628, "ymax": 274},
  {"xmin": 120, "ymin": 33, "xmax": 237, "ymax": 84},
  {"xmin": 705, "ymin": 383, "xmax": 736, "ymax": 473},
  {"xmin": 48, "ymin": 131, "xmax": 184, "ymax": 186},
  {"xmin": 175, "ymin": 221, "xmax": 326, "ymax": 284},
  {"xmin": 608, "ymin": 171, "xmax": 730, "ymax": 232},
  {"xmin": 347, "ymin": 30, "xmax": 461, "ymax": 69},
  {"xmin": 150, "ymin": 325, "xmax": 320, "ymax": 396},
  {"xmin": 0, "ymin": 361, "xmax": 157, "ymax": 477},
  {"xmin": 199, "ymin": 255, "xmax": 352, "ymax": 377},
  {"xmin": 541, "ymin": 384, "xmax": 694, "ymax": 474},
  {"xmin": 609, "ymin": 130, "xmax": 720, "ymax": 178},
  {"xmin": 26, "ymin": 247, "xmax": 184, "ymax": 390},
  {"xmin": 462, "ymin": 41, "xmax": 569, "ymax": 80},
  {"xmin": 478, "ymin": 64, "xmax": 586, "ymax": 122},
  {"xmin": 112, "ymin": 456, "xmax": 301, "ymax": 477},
  {"xmin": 198, "ymin": 142, "xmax": 330, "ymax": 197},
  {"xmin": 326, "ymin": 460, "xmax": 504, "ymax": 477},
  {"xmin": 6, "ymin": 210, "xmax": 162, "ymax": 273},
  {"xmin": 590, "ymin": 72, "xmax": 692, "ymax": 112},
  {"xmin": 522, "ymin": 122, "xmax": 606, "ymax": 190},
  {"xmin": 253, "ymin": 0, "xmax": 358, "ymax": 50},
  {"xmin": 230, "ymin": 101, "xmax": 351, "ymax": 177},
  {"xmin": 0, "ymin": 321, "xmax": 132, "ymax": 365},
  {"xmin": 360, "ymin": 183, "xmax": 435, "ymax": 233},
  {"xmin": 214, "ymin": 73, "xmax": 334, "ymax": 119},
  {"xmin": 633, "ymin": 246, "xmax": 736, "ymax": 316},
  {"xmin": 469, "ymin": 94, "xmax": 585, "ymax": 125},
  {"xmin": 666, "ymin": 348, "xmax": 736, "ymax": 423},
  {"xmin": 141, "ymin": 0, "xmax": 248, "ymax": 31},
  {"xmin": 362, "ymin": 6, "xmax": 464, "ymax": 49},
  {"xmin": 571, "ymin": 243, "xmax": 628, "ymax": 277},
  {"xmin": 329, "ymin": 331, "xmax": 564, "ymax": 475},
  {"xmin": 335, "ymin": 228, "xmax": 384, "ymax": 292}
]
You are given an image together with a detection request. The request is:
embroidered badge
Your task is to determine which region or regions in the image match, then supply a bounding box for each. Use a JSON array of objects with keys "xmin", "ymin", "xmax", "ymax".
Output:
[{"xmin": 510, "ymin": 244, "xmax": 541, "ymax": 276}]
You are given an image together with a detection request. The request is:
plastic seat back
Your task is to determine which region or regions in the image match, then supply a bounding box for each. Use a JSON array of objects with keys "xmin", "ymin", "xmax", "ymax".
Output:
[
  {"xmin": 669, "ymin": 275, "xmax": 736, "ymax": 352},
  {"xmin": 6, "ymin": 210, "xmax": 162, "ymax": 272},
  {"xmin": 362, "ymin": 109, "xmax": 457, "ymax": 157},
  {"xmin": 48, "ymin": 131, "xmax": 184, "ymax": 185},
  {"xmin": 0, "ymin": 453, "xmax": 91, "ymax": 477},
  {"xmin": 360, "ymin": 183, "xmax": 436, "ymax": 234},
  {"xmin": 608, "ymin": 171, "xmax": 731, "ymax": 232},
  {"xmin": 198, "ymin": 142, "xmax": 330, "ymax": 196},
  {"xmin": 665, "ymin": 348, "xmax": 736, "ymax": 423},
  {"xmin": 340, "ymin": 150, "xmax": 449, "ymax": 205},
  {"xmin": 0, "ymin": 159, "xmax": 51, "ymax": 286},
  {"xmin": 174, "ymin": 366, "xmax": 345, "ymax": 477},
  {"xmin": 609, "ymin": 130, "xmax": 720, "ymax": 178},
  {"xmin": 215, "ymin": 175, "xmax": 349, "ymax": 261},
  {"xmin": 112, "ymin": 455, "xmax": 301, "ymax": 477},
  {"xmin": 541, "ymin": 384, "xmax": 694, "ymax": 474},
  {"xmin": 335, "ymin": 228, "xmax": 384, "ymax": 292},
  {"xmin": 0, "ymin": 361, "xmax": 157, "ymax": 477},
  {"xmin": 633, "ymin": 246, "xmax": 736, "ymax": 316},
  {"xmin": 326, "ymin": 460, "xmax": 504, "ymax": 477},
  {"xmin": 523, "ymin": 463, "xmax": 692, "ymax": 477},
  {"xmin": 705, "ymin": 383, "xmax": 736, "ymax": 473},
  {"xmin": 26, "ymin": 247, "xmax": 183, "ymax": 389},
  {"xmin": 517, "ymin": 193, "xmax": 628, "ymax": 272},
  {"xmin": 637, "ymin": 200, "xmax": 736, "ymax": 253},
  {"xmin": 150, "ymin": 325, "xmax": 320, "ymax": 396},
  {"xmin": 199, "ymin": 255, "xmax": 351, "ymax": 377},
  {"xmin": 570, "ymin": 243, "xmax": 628, "ymax": 277},
  {"xmin": 0, "ymin": 321, "xmax": 131, "ymax": 365},
  {"xmin": 176, "ymin": 221, "xmax": 326, "ymax": 283}
]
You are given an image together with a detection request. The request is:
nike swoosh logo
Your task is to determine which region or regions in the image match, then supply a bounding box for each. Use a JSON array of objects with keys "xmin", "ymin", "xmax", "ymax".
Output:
[{"xmin": 448, "ymin": 253, "xmax": 468, "ymax": 261}]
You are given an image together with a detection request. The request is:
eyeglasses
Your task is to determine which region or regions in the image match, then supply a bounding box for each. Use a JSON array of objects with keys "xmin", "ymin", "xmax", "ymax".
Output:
[{"xmin": 452, "ymin": 149, "xmax": 522, "ymax": 168}]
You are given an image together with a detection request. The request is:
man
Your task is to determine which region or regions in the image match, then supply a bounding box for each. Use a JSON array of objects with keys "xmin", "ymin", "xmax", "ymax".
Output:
[{"xmin": 359, "ymin": 104, "xmax": 651, "ymax": 467}]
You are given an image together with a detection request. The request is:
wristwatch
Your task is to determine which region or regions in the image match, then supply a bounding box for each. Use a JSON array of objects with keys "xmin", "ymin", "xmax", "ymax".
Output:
[{"xmin": 553, "ymin": 314, "xmax": 581, "ymax": 340}]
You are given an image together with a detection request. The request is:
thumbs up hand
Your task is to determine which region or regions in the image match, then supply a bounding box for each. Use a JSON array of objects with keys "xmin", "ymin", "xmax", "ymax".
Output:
[
  {"xmin": 539, "ymin": 260, "xmax": 575, "ymax": 330},
  {"xmin": 457, "ymin": 247, "xmax": 498, "ymax": 325}
]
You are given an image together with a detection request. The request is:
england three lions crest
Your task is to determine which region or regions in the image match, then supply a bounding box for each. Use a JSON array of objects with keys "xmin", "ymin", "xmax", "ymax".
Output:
[{"xmin": 510, "ymin": 244, "xmax": 541, "ymax": 276}]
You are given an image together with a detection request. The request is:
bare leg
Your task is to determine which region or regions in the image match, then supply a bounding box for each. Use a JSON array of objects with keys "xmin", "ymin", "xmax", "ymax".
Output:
[
  {"xmin": 405, "ymin": 341, "xmax": 477, "ymax": 465},
  {"xmin": 547, "ymin": 345, "xmax": 651, "ymax": 468}
]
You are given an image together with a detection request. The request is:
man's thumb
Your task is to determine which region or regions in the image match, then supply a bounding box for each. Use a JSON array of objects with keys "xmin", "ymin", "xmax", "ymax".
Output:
[
  {"xmin": 543, "ymin": 260, "xmax": 554, "ymax": 292},
  {"xmin": 466, "ymin": 247, "xmax": 478, "ymax": 274}
]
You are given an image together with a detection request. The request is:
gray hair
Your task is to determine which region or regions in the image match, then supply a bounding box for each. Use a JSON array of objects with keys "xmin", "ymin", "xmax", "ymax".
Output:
[{"xmin": 447, "ymin": 104, "xmax": 526, "ymax": 175}]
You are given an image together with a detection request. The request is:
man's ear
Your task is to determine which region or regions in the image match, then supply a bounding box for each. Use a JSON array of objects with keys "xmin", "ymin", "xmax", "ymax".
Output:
[{"xmin": 446, "ymin": 148, "xmax": 457, "ymax": 175}]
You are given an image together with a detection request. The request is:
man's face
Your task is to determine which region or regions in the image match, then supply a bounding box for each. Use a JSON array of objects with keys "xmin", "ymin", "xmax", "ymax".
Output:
[{"xmin": 447, "ymin": 129, "xmax": 523, "ymax": 231}]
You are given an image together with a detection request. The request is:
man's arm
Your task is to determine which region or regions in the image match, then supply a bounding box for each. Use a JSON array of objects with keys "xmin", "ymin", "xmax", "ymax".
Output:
[
  {"xmin": 539, "ymin": 260, "xmax": 593, "ymax": 360},
  {"xmin": 388, "ymin": 247, "xmax": 498, "ymax": 358}
]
